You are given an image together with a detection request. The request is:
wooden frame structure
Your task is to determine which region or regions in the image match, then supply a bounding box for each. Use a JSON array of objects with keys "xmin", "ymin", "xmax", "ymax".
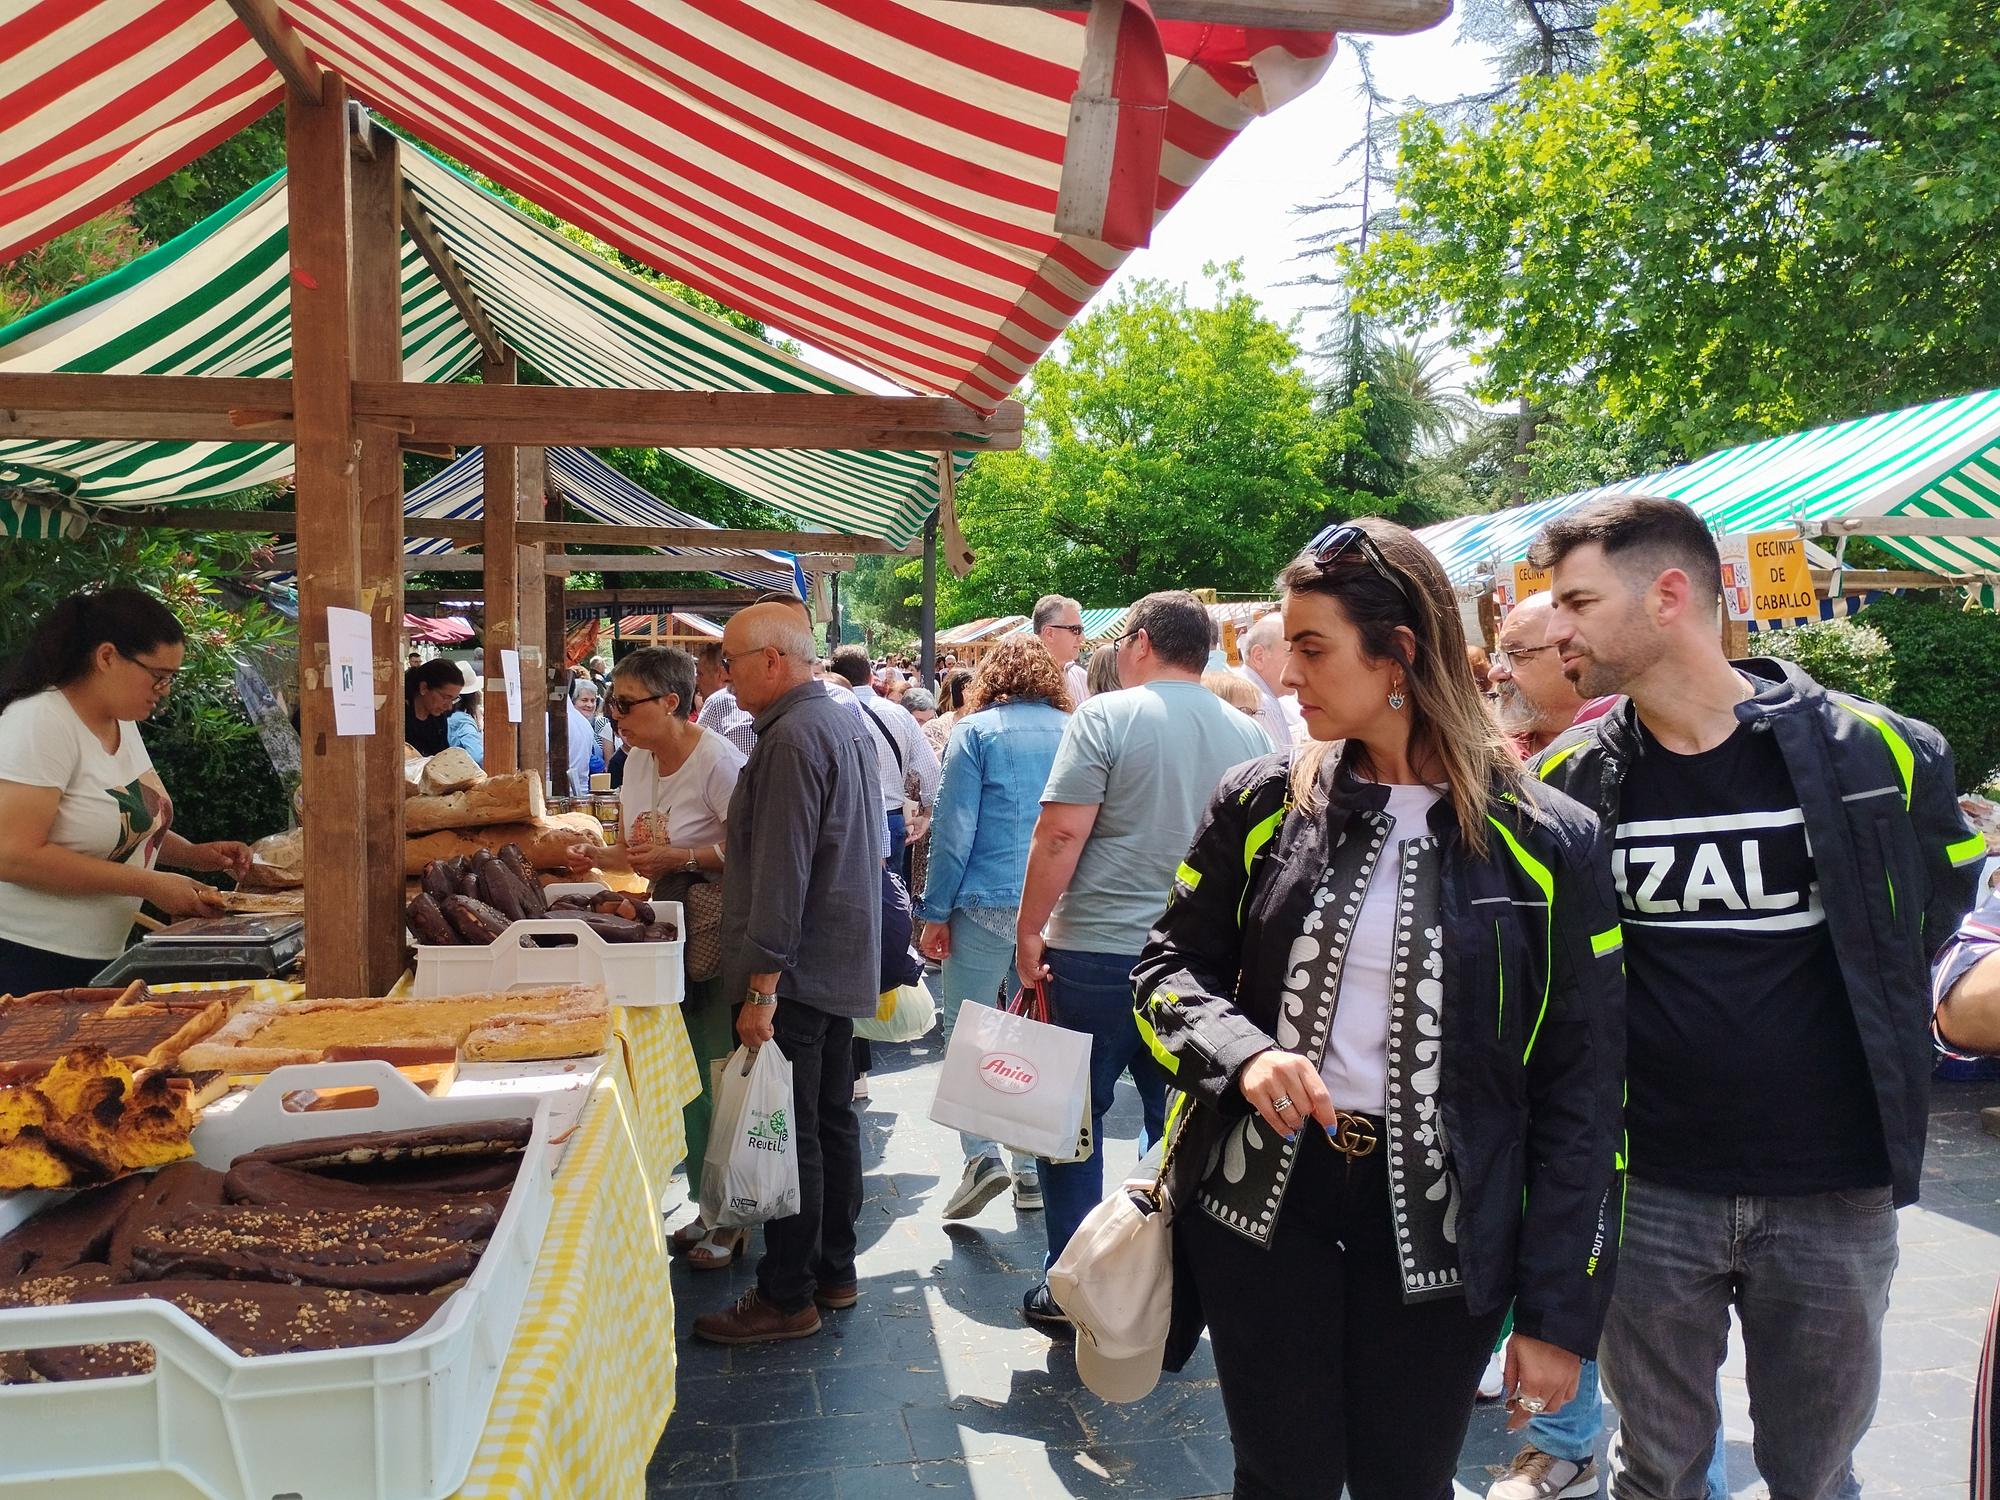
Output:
[{"xmin": 6, "ymin": 68, "xmax": 1013, "ymax": 998}]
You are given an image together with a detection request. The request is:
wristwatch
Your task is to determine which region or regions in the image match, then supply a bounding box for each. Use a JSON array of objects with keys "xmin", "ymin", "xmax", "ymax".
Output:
[
  {"xmin": 744, "ymin": 989, "xmax": 778, "ymax": 1008},
  {"xmin": 682, "ymin": 849, "xmax": 701, "ymax": 873}
]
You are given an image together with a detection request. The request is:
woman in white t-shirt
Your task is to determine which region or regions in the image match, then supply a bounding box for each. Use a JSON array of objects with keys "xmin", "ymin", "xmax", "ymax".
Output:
[
  {"xmin": 0, "ymin": 588, "xmax": 253, "ymax": 992},
  {"xmin": 564, "ymin": 647, "xmax": 746, "ymax": 1268}
]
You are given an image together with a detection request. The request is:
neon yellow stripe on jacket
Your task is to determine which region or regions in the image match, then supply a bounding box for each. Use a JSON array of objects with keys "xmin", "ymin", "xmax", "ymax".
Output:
[{"xmin": 1486, "ymin": 815, "xmax": 1555, "ymax": 1064}]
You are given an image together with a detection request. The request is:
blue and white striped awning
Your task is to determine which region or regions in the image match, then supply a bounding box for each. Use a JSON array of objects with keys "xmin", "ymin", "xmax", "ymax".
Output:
[{"xmin": 271, "ymin": 445, "xmax": 804, "ymax": 596}]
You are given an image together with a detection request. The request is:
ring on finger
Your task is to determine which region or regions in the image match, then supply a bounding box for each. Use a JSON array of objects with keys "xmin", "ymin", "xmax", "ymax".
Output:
[
  {"xmin": 1270, "ymin": 1095, "xmax": 1294, "ymax": 1115},
  {"xmin": 1512, "ymin": 1395, "xmax": 1547, "ymax": 1414}
]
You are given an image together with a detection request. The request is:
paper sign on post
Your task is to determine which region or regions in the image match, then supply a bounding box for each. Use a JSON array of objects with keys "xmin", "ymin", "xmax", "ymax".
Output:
[
  {"xmin": 326, "ymin": 607, "xmax": 375, "ymax": 736},
  {"xmin": 1510, "ymin": 561, "xmax": 1551, "ymax": 604},
  {"xmin": 499, "ymin": 649, "xmax": 523, "ymax": 723},
  {"xmin": 1716, "ymin": 535, "xmax": 1754, "ymax": 622}
]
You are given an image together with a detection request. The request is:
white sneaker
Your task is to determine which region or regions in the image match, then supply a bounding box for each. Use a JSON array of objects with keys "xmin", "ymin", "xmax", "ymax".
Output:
[
  {"xmin": 852, "ymin": 1073, "xmax": 870, "ymax": 1103},
  {"xmin": 1479, "ymin": 1347, "xmax": 1507, "ymax": 1400},
  {"xmin": 942, "ymin": 1156, "xmax": 1011, "ymax": 1220},
  {"xmin": 1012, "ymin": 1171, "xmax": 1044, "ymax": 1211},
  {"xmin": 1487, "ymin": 1447, "xmax": 1599, "ymax": 1500}
]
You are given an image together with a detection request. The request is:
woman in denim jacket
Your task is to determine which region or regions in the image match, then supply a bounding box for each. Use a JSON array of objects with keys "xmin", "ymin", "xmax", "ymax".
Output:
[{"xmin": 917, "ymin": 637, "xmax": 1073, "ymax": 1221}]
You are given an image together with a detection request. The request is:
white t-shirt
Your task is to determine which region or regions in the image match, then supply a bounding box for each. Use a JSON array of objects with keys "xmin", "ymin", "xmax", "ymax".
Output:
[
  {"xmin": 1320, "ymin": 783, "xmax": 1442, "ymax": 1116},
  {"xmin": 619, "ymin": 728, "xmax": 746, "ymax": 850},
  {"xmin": 0, "ymin": 690, "xmax": 173, "ymax": 959}
]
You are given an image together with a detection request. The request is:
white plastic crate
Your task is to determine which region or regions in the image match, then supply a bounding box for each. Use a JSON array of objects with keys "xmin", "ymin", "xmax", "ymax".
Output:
[
  {"xmin": 0, "ymin": 1062, "xmax": 556, "ymax": 1500},
  {"xmin": 411, "ymin": 902, "xmax": 684, "ymax": 1008}
]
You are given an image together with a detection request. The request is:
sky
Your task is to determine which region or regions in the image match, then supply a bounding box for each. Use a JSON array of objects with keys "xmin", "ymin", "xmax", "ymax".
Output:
[{"xmin": 783, "ymin": 20, "xmax": 1496, "ymax": 396}]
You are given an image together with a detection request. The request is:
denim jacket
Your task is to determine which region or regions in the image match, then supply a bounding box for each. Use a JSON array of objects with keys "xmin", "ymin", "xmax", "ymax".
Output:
[{"xmin": 915, "ymin": 699, "xmax": 1068, "ymax": 923}]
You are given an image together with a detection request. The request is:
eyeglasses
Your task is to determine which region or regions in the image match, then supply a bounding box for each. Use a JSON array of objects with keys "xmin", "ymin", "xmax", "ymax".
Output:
[
  {"xmin": 720, "ymin": 647, "xmax": 787, "ymax": 672},
  {"xmin": 1491, "ymin": 643, "xmax": 1558, "ymax": 672},
  {"xmin": 1113, "ymin": 628, "xmax": 1143, "ymax": 651},
  {"xmin": 1305, "ymin": 523, "xmax": 1416, "ymax": 609},
  {"xmin": 607, "ymin": 692, "xmax": 664, "ymax": 718},
  {"xmin": 118, "ymin": 649, "xmax": 179, "ymax": 692},
  {"xmin": 1043, "ymin": 622, "xmax": 1085, "ymax": 637}
]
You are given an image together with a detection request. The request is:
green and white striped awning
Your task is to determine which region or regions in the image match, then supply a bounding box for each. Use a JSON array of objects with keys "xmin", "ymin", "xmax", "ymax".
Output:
[
  {"xmin": 1417, "ymin": 388, "xmax": 2000, "ymax": 588},
  {"xmin": 0, "ymin": 138, "xmax": 960, "ymax": 545},
  {"xmin": 0, "ymin": 492, "xmax": 86, "ymax": 540}
]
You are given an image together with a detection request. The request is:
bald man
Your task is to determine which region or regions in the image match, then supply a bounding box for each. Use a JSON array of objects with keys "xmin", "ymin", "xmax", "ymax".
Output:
[
  {"xmin": 1487, "ymin": 591, "xmax": 1609, "ymax": 757},
  {"xmin": 1235, "ymin": 611, "xmax": 1303, "ymax": 752},
  {"xmin": 696, "ymin": 603, "xmax": 885, "ymax": 1347}
]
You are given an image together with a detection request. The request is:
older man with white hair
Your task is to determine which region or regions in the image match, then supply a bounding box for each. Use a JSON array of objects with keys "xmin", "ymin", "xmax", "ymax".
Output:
[
  {"xmin": 1234, "ymin": 611, "xmax": 1302, "ymax": 752},
  {"xmin": 694, "ymin": 602, "xmax": 885, "ymax": 1347}
]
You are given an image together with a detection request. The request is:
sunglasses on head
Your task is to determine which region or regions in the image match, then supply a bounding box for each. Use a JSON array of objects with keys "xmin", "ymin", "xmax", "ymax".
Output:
[{"xmin": 1305, "ymin": 523, "xmax": 1416, "ymax": 609}]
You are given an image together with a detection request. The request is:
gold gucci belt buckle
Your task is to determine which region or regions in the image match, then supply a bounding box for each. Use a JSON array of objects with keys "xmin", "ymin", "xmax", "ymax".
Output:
[{"xmin": 1330, "ymin": 1112, "xmax": 1379, "ymax": 1159}]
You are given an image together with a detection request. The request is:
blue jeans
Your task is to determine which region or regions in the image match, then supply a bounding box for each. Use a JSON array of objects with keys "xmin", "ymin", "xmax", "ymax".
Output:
[
  {"xmin": 1037, "ymin": 946, "xmax": 1171, "ymax": 1271},
  {"xmin": 885, "ymin": 808, "xmax": 907, "ymax": 876},
  {"xmin": 1600, "ymin": 1177, "xmax": 1889, "ymax": 1500},
  {"xmin": 936, "ymin": 912, "xmax": 1032, "ymax": 1170},
  {"xmin": 1531, "ymin": 1359, "xmax": 1729, "ymax": 1496}
]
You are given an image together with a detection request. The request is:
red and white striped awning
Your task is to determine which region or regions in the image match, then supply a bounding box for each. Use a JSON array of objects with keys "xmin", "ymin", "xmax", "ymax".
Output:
[{"xmin": 2, "ymin": 1, "xmax": 1342, "ymax": 409}]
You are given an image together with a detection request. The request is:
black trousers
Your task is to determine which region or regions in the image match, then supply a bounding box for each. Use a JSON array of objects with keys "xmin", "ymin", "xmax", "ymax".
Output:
[
  {"xmin": 756, "ymin": 1001, "xmax": 864, "ymax": 1315},
  {"xmin": 1182, "ymin": 1127, "xmax": 1505, "ymax": 1500},
  {"xmin": 0, "ymin": 936, "xmax": 108, "ymax": 995}
]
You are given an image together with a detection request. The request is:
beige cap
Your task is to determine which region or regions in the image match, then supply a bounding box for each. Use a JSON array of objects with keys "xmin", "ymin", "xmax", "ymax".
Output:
[{"xmin": 1047, "ymin": 1179, "xmax": 1173, "ymax": 1403}]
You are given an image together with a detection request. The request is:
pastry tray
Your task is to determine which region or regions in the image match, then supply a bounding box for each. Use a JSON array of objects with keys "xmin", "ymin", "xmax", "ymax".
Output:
[
  {"xmin": 411, "ymin": 899, "xmax": 685, "ymax": 1008},
  {"xmin": 0, "ymin": 1062, "xmax": 558, "ymax": 1500}
]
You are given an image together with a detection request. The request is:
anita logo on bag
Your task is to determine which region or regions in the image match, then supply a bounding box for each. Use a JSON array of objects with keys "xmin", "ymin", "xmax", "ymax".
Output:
[{"xmin": 979, "ymin": 1052, "xmax": 1039, "ymax": 1094}]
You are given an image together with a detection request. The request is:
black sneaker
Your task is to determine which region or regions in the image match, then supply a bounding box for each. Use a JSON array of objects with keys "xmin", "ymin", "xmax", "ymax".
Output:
[{"xmin": 1022, "ymin": 1281, "xmax": 1073, "ymax": 1334}]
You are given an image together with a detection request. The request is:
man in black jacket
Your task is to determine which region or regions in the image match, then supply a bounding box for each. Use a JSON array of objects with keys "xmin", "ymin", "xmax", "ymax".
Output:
[{"xmin": 1530, "ymin": 496, "xmax": 1981, "ymax": 1499}]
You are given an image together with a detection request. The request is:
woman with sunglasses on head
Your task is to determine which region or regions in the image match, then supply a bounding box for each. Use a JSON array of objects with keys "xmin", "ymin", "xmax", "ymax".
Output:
[
  {"xmin": 0, "ymin": 587, "xmax": 254, "ymax": 993},
  {"xmin": 1132, "ymin": 518, "xmax": 1626, "ymax": 1500},
  {"xmin": 566, "ymin": 647, "xmax": 748, "ymax": 1266}
]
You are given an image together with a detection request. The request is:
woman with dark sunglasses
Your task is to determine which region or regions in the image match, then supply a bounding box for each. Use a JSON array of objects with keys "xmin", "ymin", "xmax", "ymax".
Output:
[
  {"xmin": 0, "ymin": 587, "xmax": 254, "ymax": 992},
  {"xmin": 1132, "ymin": 519, "xmax": 1626, "ymax": 1498}
]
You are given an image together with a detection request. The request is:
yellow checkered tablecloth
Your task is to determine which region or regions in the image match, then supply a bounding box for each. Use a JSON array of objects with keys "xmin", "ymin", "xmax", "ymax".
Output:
[
  {"xmin": 155, "ymin": 981, "xmax": 702, "ymax": 1498},
  {"xmin": 454, "ymin": 1002, "xmax": 700, "ymax": 1499}
]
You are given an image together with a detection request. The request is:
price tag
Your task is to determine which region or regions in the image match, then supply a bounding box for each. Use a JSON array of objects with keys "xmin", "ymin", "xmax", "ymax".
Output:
[
  {"xmin": 1747, "ymin": 529, "xmax": 1815, "ymax": 620},
  {"xmin": 499, "ymin": 649, "xmax": 523, "ymax": 723},
  {"xmin": 326, "ymin": 607, "xmax": 375, "ymax": 736}
]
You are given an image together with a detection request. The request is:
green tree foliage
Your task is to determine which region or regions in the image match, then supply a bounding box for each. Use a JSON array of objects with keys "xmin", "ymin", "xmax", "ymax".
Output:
[
  {"xmin": 938, "ymin": 266, "xmax": 1332, "ymax": 622},
  {"xmin": 1759, "ymin": 619, "xmax": 1896, "ymax": 702},
  {"xmin": 1858, "ymin": 593, "xmax": 2000, "ymax": 791},
  {"xmin": 0, "ymin": 525, "xmax": 294, "ymax": 845},
  {"xmin": 0, "ymin": 207, "xmax": 149, "ymax": 324},
  {"xmin": 129, "ymin": 113, "xmax": 288, "ymax": 246},
  {"xmin": 1355, "ymin": 0, "xmax": 2000, "ymax": 455}
]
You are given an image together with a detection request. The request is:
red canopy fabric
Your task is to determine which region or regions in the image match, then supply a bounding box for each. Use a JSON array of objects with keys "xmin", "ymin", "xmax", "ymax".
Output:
[{"xmin": 1, "ymin": 0, "xmax": 1336, "ymax": 408}]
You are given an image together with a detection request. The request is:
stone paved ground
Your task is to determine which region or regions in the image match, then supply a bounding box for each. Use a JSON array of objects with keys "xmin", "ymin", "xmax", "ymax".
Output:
[{"xmin": 649, "ymin": 1036, "xmax": 2000, "ymax": 1499}]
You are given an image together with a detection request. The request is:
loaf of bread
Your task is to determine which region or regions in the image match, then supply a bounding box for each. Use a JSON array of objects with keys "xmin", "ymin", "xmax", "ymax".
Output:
[
  {"xmin": 404, "ymin": 813, "xmax": 602, "ymax": 874},
  {"xmin": 404, "ymin": 771, "xmax": 547, "ymax": 833},
  {"xmin": 240, "ymin": 826, "xmax": 305, "ymax": 890},
  {"xmin": 418, "ymin": 747, "xmax": 485, "ymax": 796}
]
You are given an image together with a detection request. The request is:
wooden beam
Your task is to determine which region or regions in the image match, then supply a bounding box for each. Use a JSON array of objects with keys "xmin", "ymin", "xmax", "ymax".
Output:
[
  {"xmin": 407, "ymin": 552, "xmax": 855, "ymax": 574},
  {"xmin": 399, "ymin": 184, "xmax": 509, "ymax": 366},
  {"xmin": 351, "ymin": 382, "xmax": 1024, "ymax": 450},
  {"xmin": 519, "ymin": 449, "xmax": 550, "ymax": 784},
  {"xmin": 103, "ymin": 507, "xmax": 486, "ymax": 541},
  {"xmin": 545, "ymin": 561, "xmax": 570, "ymax": 795},
  {"xmin": 973, "ymin": 0, "xmax": 1449, "ymax": 34},
  {"xmin": 226, "ymin": 0, "xmax": 322, "ymax": 102},
  {"xmin": 287, "ymin": 72, "xmax": 372, "ymax": 999},
  {"xmin": 561, "ymin": 589, "xmax": 772, "ymax": 608},
  {"xmin": 352, "ymin": 129, "xmax": 409, "ymax": 993},
  {"xmin": 1808, "ymin": 568, "xmax": 1987, "ymax": 590},
  {"xmin": 1804, "ymin": 516, "xmax": 2000, "ymax": 540},
  {"xmin": 481, "ymin": 354, "xmax": 521, "ymax": 773},
  {"xmin": 521, "ymin": 522, "xmax": 907, "ymax": 554}
]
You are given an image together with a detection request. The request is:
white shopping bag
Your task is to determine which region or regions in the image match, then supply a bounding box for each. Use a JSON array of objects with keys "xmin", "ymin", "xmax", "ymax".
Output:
[
  {"xmin": 929, "ymin": 986, "xmax": 1093, "ymax": 1162},
  {"xmin": 854, "ymin": 977, "xmax": 939, "ymax": 1044},
  {"xmin": 699, "ymin": 1044, "xmax": 802, "ymax": 1228}
]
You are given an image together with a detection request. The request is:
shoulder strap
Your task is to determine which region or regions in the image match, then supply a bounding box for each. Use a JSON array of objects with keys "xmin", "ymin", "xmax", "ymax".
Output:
[{"xmin": 864, "ymin": 700, "xmax": 905, "ymax": 773}]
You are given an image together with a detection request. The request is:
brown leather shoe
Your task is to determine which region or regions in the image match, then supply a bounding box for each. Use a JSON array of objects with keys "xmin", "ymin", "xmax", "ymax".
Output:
[
  {"xmin": 693, "ymin": 1288, "xmax": 821, "ymax": 1345},
  {"xmin": 813, "ymin": 1281, "xmax": 860, "ymax": 1311}
]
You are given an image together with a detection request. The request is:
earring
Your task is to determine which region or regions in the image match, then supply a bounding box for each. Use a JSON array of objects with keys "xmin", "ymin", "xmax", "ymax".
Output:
[{"xmin": 1388, "ymin": 684, "xmax": 1406, "ymax": 710}]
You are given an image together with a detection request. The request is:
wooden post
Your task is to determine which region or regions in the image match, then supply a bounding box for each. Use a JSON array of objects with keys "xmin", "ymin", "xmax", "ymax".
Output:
[
  {"xmin": 351, "ymin": 127, "xmax": 408, "ymax": 994},
  {"xmin": 1722, "ymin": 615, "xmax": 1750, "ymax": 660},
  {"xmin": 546, "ymin": 567, "xmax": 571, "ymax": 795},
  {"xmin": 519, "ymin": 449, "xmax": 550, "ymax": 784},
  {"xmin": 829, "ymin": 572, "xmax": 841, "ymax": 649},
  {"xmin": 480, "ymin": 355, "xmax": 520, "ymax": 773},
  {"xmin": 287, "ymin": 73, "xmax": 372, "ymax": 998},
  {"xmin": 919, "ymin": 509, "xmax": 939, "ymax": 690}
]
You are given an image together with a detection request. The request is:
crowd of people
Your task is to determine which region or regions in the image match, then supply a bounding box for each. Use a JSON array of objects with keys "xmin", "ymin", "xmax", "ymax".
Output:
[
  {"xmin": 3, "ymin": 492, "xmax": 1992, "ymax": 1499},
  {"xmin": 610, "ymin": 498, "xmax": 1992, "ymax": 1500}
]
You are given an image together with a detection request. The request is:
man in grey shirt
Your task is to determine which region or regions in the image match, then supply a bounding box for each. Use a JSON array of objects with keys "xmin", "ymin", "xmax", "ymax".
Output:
[
  {"xmin": 1014, "ymin": 590, "xmax": 1270, "ymax": 1329},
  {"xmin": 696, "ymin": 603, "xmax": 884, "ymax": 1346}
]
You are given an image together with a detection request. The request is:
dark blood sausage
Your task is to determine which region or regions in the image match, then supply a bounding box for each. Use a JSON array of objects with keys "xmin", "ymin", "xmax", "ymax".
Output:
[
  {"xmin": 457, "ymin": 871, "xmax": 481, "ymax": 901},
  {"xmin": 476, "ymin": 860, "xmax": 530, "ymax": 923},
  {"xmin": 419, "ymin": 862, "xmax": 456, "ymax": 904},
  {"xmin": 405, "ymin": 892, "xmax": 462, "ymax": 947},
  {"xmin": 498, "ymin": 844, "xmax": 546, "ymax": 915},
  {"xmin": 441, "ymin": 895, "xmax": 510, "ymax": 944}
]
